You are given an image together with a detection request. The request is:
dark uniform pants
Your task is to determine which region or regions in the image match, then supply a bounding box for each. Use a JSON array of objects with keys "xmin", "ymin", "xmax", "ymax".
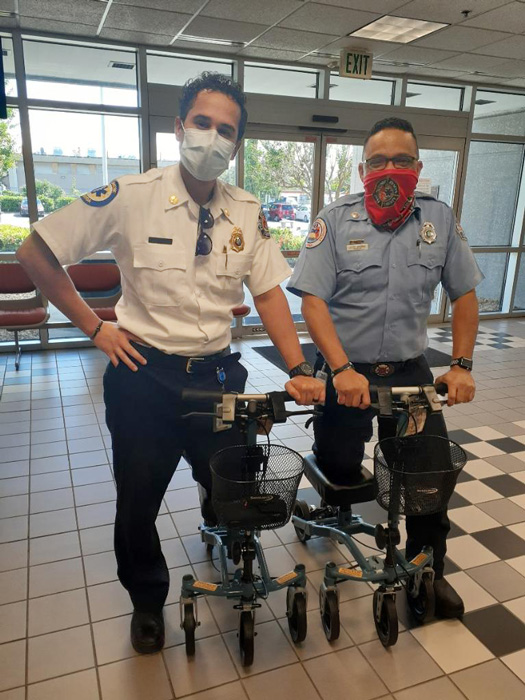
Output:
[
  {"xmin": 103, "ymin": 344, "xmax": 248, "ymax": 613},
  {"xmin": 313, "ymin": 354, "xmax": 450, "ymax": 579}
]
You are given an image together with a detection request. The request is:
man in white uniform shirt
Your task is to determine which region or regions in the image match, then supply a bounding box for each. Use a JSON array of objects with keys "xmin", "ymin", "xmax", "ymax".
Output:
[{"xmin": 17, "ymin": 72, "xmax": 323, "ymax": 654}]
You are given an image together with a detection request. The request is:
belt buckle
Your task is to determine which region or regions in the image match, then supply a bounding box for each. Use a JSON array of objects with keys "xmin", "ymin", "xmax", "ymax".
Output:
[
  {"xmin": 373, "ymin": 363, "xmax": 394, "ymax": 377},
  {"xmin": 186, "ymin": 357, "xmax": 205, "ymax": 373}
]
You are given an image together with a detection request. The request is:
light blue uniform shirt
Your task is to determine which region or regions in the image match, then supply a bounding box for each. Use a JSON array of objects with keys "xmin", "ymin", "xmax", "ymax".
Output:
[{"xmin": 288, "ymin": 192, "xmax": 484, "ymax": 364}]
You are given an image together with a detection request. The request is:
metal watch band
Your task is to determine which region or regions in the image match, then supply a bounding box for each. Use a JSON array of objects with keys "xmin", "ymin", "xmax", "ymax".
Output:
[
  {"xmin": 332, "ymin": 361, "xmax": 355, "ymax": 376},
  {"xmin": 450, "ymin": 357, "xmax": 473, "ymax": 371}
]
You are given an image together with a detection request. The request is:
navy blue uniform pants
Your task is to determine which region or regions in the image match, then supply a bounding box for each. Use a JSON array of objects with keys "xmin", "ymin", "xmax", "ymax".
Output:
[
  {"xmin": 313, "ymin": 355, "xmax": 450, "ymax": 579},
  {"xmin": 103, "ymin": 345, "xmax": 247, "ymax": 612}
]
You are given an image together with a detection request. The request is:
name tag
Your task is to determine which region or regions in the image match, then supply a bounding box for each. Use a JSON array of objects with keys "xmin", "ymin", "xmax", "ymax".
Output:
[
  {"xmin": 346, "ymin": 240, "xmax": 368, "ymax": 251},
  {"xmin": 148, "ymin": 237, "xmax": 172, "ymax": 245}
]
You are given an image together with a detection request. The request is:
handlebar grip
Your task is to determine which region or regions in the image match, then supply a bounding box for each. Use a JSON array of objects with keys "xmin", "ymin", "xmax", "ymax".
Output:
[
  {"xmin": 369, "ymin": 386, "xmax": 378, "ymax": 404},
  {"xmin": 269, "ymin": 390, "xmax": 295, "ymax": 403},
  {"xmin": 181, "ymin": 388, "xmax": 225, "ymax": 404},
  {"xmin": 434, "ymin": 382, "xmax": 448, "ymax": 395}
]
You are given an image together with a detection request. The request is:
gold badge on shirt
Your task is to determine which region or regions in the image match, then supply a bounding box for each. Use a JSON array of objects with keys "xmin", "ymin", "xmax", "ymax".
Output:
[
  {"xmin": 230, "ymin": 227, "xmax": 245, "ymax": 252},
  {"xmin": 420, "ymin": 221, "xmax": 437, "ymax": 244}
]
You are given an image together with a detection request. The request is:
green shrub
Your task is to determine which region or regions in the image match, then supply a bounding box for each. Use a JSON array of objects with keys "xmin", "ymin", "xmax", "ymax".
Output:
[
  {"xmin": 0, "ymin": 224, "xmax": 30, "ymax": 251},
  {"xmin": 55, "ymin": 196, "xmax": 76, "ymax": 209},
  {"xmin": 0, "ymin": 195, "xmax": 23, "ymax": 212},
  {"xmin": 39, "ymin": 196, "xmax": 55, "ymax": 213},
  {"xmin": 269, "ymin": 226, "xmax": 305, "ymax": 251}
]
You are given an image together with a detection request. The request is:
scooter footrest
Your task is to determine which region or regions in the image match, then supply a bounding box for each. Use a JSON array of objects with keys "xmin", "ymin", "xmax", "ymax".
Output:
[{"xmin": 304, "ymin": 454, "xmax": 375, "ymax": 506}]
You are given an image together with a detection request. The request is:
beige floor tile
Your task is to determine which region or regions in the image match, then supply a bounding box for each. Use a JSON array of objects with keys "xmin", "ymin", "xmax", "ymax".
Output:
[
  {"xmin": 265, "ymin": 576, "xmax": 318, "ymax": 618},
  {"xmin": 79, "ymin": 525, "xmax": 113, "ymax": 556},
  {"xmin": 278, "ymin": 608, "xmax": 353, "ymax": 661},
  {"xmin": 29, "ymin": 531, "xmax": 81, "ymax": 566},
  {"xmin": 29, "ymin": 557, "xmax": 84, "ymax": 598},
  {"xmin": 509, "ymin": 521, "xmax": 525, "ymax": 540},
  {"xmin": 304, "ymin": 646, "xmax": 387, "ymax": 700},
  {"xmin": 0, "ymin": 476, "xmax": 29, "ymax": 498},
  {"xmin": 445, "ymin": 571, "xmax": 498, "ymax": 612},
  {"xmin": 27, "ymin": 669, "xmax": 100, "ymax": 700},
  {"xmin": 448, "ymin": 505, "xmax": 501, "ymax": 533},
  {"xmin": 27, "ymin": 625, "xmax": 95, "ymax": 684},
  {"xmin": 339, "ymin": 594, "xmax": 379, "ymax": 645},
  {"xmin": 88, "ymin": 580, "xmax": 133, "ymax": 622},
  {"xmin": 224, "ymin": 619, "xmax": 298, "ymax": 677},
  {"xmin": 502, "ymin": 648, "xmax": 525, "ymax": 683},
  {"xmin": 0, "ymin": 541, "xmax": 27, "ymax": 572},
  {"xmin": 162, "ymin": 537, "xmax": 191, "ymax": 568},
  {"xmin": 393, "ymin": 676, "xmax": 465, "ymax": 700},
  {"xmin": 77, "ymin": 502, "xmax": 116, "ymax": 530},
  {"xmin": 74, "ymin": 482, "xmax": 115, "ymax": 507},
  {"xmin": 0, "ymin": 601, "xmax": 26, "ymax": 644},
  {"xmin": 307, "ymin": 568, "xmax": 372, "ymax": 603},
  {"xmin": 29, "ymin": 508, "xmax": 77, "ymax": 538},
  {"xmin": 164, "ymin": 634, "xmax": 238, "ymax": 697},
  {"xmin": 0, "ymin": 515, "xmax": 28, "ymax": 543},
  {"xmin": 410, "ymin": 620, "xmax": 493, "ymax": 674},
  {"xmin": 71, "ymin": 466, "xmax": 113, "ymax": 487},
  {"xmin": 0, "ymin": 688, "xmax": 25, "ymax": 699},
  {"xmin": 157, "ymin": 514, "xmax": 178, "ymax": 540},
  {"xmin": 285, "ymin": 538, "xmax": 345, "ymax": 572},
  {"xmin": 84, "ymin": 551, "xmax": 117, "ymax": 586},
  {"xmin": 182, "ymin": 682, "xmax": 247, "ymax": 700},
  {"xmin": 508, "ymin": 555, "xmax": 525, "ymax": 576},
  {"xmin": 99, "ymin": 654, "xmax": 172, "ymax": 700},
  {"xmin": 360, "ymin": 632, "xmax": 442, "ymax": 692},
  {"xmin": 504, "ymin": 595, "xmax": 525, "ymax": 623},
  {"xmin": 199, "ymin": 583, "xmax": 275, "ymax": 633},
  {"xmin": 28, "ymin": 588, "xmax": 90, "ymax": 636},
  {"xmin": 454, "ymin": 481, "xmax": 501, "ymax": 503},
  {"xmin": 463, "ymin": 459, "xmax": 504, "ymax": 479},
  {"xmin": 92, "ymin": 614, "xmax": 137, "ymax": 666},
  {"xmin": 242, "ymin": 664, "xmax": 320, "ymax": 700},
  {"xmin": 171, "ymin": 508, "xmax": 202, "ymax": 537},
  {"xmin": 0, "ymin": 495, "xmax": 28, "ymax": 518},
  {"xmin": 164, "ymin": 600, "xmax": 220, "ymax": 649},
  {"xmin": 451, "ymin": 658, "xmax": 525, "ymax": 700},
  {"xmin": 0, "ymin": 640, "xmax": 26, "ymax": 692},
  {"xmin": 445, "ymin": 535, "xmax": 499, "ymax": 569},
  {"xmin": 30, "ymin": 471, "xmax": 71, "ymax": 493},
  {"xmin": 29, "ymin": 488, "xmax": 74, "ymax": 514},
  {"xmin": 467, "ymin": 561, "xmax": 525, "ymax": 601},
  {"xmin": 0, "ymin": 567, "xmax": 27, "ymax": 604}
]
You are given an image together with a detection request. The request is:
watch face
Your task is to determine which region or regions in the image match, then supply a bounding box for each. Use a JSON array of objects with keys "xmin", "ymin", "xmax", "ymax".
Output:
[{"xmin": 291, "ymin": 362, "xmax": 314, "ymax": 377}]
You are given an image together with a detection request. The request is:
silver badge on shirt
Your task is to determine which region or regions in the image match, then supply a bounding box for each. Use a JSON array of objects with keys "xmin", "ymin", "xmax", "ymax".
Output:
[
  {"xmin": 420, "ymin": 221, "xmax": 437, "ymax": 245},
  {"xmin": 346, "ymin": 239, "xmax": 369, "ymax": 251}
]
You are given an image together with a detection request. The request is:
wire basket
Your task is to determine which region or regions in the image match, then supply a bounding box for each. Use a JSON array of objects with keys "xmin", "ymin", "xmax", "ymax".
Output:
[
  {"xmin": 374, "ymin": 435, "xmax": 467, "ymax": 516},
  {"xmin": 210, "ymin": 444, "xmax": 305, "ymax": 530}
]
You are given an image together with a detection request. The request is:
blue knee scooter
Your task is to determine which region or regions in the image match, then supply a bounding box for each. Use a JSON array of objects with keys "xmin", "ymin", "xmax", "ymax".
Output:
[
  {"xmin": 180, "ymin": 390, "xmax": 314, "ymax": 666},
  {"xmin": 292, "ymin": 383, "xmax": 466, "ymax": 647}
]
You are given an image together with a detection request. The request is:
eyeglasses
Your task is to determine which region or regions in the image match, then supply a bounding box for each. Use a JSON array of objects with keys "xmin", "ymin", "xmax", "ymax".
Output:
[
  {"xmin": 195, "ymin": 207, "xmax": 214, "ymax": 257},
  {"xmin": 363, "ymin": 155, "xmax": 419, "ymax": 172}
]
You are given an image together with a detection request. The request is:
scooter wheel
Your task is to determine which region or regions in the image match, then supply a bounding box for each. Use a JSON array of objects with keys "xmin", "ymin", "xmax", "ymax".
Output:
[
  {"xmin": 239, "ymin": 610, "xmax": 255, "ymax": 667},
  {"xmin": 287, "ymin": 588, "xmax": 307, "ymax": 643},
  {"xmin": 293, "ymin": 500, "xmax": 311, "ymax": 543},
  {"xmin": 320, "ymin": 588, "xmax": 340, "ymax": 641},
  {"xmin": 407, "ymin": 572, "xmax": 435, "ymax": 623},
  {"xmin": 373, "ymin": 590, "xmax": 398, "ymax": 647},
  {"xmin": 182, "ymin": 603, "xmax": 196, "ymax": 656}
]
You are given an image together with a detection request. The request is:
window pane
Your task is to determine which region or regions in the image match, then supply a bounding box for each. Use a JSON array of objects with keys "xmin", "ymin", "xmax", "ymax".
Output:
[
  {"xmin": 474, "ymin": 253, "xmax": 507, "ymax": 313},
  {"xmin": 324, "ymin": 143, "xmax": 363, "ymax": 206},
  {"xmin": 24, "ymin": 40, "xmax": 138, "ymax": 107},
  {"xmin": 418, "ymin": 149, "xmax": 458, "ymax": 207},
  {"xmin": 147, "ymin": 53, "xmax": 232, "ymax": 85},
  {"xmin": 2, "ymin": 36, "xmax": 16, "ymax": 97},
  {"xmin": 29, "ymin": 110, "xmax": 141, "ymax": 213},
  {"xmin": 512, "ymin": 254, "xmax": 525, "ymax": 310},
  {"xmin": 244, "ymin": 64, "xmax": 318, "ymax": 98},
  {"xmin": 406, "ymin": 82, "xmax": 463, "ymax": 111},
  {"xmin": 0, "ymin": 109, "xmax": 31, "ymax": 251},
  {"xmin": 473, "ymin": 91, "xmax": 525, "ymax": 137},
  {"xmin": 155, "ymin": 131, "xmax": 236, "ymax": 184},
  {"xmin": 461, "ymin": 141, "xmax": 524, "ymax": 247},
  {"xmin": 330, "ymin": 75, "xmax": 394, "ymax": 104}
]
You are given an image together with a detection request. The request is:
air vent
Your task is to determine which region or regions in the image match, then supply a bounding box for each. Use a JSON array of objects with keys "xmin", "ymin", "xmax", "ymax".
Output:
[
  {"xmin": 109, "ymin": 61, "xmax": 134, "ymax": 70},
  {"xmin": 475, "ymin": 99, "xmax": 495, "ymax": 106}
]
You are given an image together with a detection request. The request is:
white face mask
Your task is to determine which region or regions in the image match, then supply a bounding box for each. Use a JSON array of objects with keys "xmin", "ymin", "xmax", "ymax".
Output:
[{"xmin": 179, "ymin": 126, "xmax": 236, "ymax": 181}]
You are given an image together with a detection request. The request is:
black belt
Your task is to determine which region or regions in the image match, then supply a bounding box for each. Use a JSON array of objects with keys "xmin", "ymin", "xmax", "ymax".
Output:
[
  {"xmin": 130, "ymin": 342, "xmax": 231, "ymax": 373},
  {"xmin": 354, "ymin": 356, "xmax": 423, "ymax": 377}
]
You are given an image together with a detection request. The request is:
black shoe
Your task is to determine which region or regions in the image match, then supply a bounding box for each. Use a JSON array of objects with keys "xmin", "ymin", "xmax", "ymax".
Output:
[
  {"xmin": 434, "ymin": 578, "xmax": 464, "ymax": 618},
  {"xmin": 130, "ymin": 610, "xmax": 165, "ymax": 654}
]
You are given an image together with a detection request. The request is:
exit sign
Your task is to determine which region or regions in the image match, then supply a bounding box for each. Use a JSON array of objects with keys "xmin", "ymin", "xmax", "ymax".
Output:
[{"xmin": 340, "ymin": 49, "xmax": 373, "ymax": 80}]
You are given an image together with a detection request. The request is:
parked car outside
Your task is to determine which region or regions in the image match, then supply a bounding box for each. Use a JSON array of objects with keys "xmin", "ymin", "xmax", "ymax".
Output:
[
  {"xmin": 268, "ymin": 203, "xmax": 296, "ymax": 221},
  {"xmin": 296, "ymin": 205, "xmax": 310, "ymax": 223},
  {"xmin": 20, "ymin": 197, "xmax": 45, "ymax": 217}
]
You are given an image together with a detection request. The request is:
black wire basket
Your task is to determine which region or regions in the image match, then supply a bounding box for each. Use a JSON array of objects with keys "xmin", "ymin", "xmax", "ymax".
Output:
[
  {"xmin": 210, "ymin": 444, "xmax": 305, "ymax": 530},
  {"xmin": 374, "ymin": 435, "xmax": 467, "ymax": 516}
]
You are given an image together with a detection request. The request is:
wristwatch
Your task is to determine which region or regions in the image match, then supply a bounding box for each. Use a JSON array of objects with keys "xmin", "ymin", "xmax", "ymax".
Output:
[
  {"xmin": 289, "ymin": 361, "xmax": 315, "ymax": 379},
  {"xmin": 450, "ymin": 357, "xmax": 473, "ymax": 371}
]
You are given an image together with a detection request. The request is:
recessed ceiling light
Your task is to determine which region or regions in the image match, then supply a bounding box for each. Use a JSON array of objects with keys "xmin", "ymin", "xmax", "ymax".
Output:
[
  {"xmin": 350, "ymin": 16, "xmax": 447, "ymax": 44},
  {"xmin": 109, "ymin": 61, "xmax": 134, "ymax": 70},
  {"xmin": 178, "ymin": 34, "xmax": 243, "ymax": 47}
]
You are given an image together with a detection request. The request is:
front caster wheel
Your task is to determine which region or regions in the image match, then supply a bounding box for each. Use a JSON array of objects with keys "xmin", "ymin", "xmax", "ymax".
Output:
[
  {"xmin": 287, "ymin": 588, "xmax": 307, "ymax": 643},
  {"xmin": 293, "ymin": 500, "xmax": 311, "ymax": 543},
  {"xmin": 373, "ymin": 589, "xmax": 398, "ymax": 647},
  {"xmin": 182, "ymin": 603, "xmax": 196, "ymax": 656},
  {"xmin": 239, "ymin": 611, "xmax": 255, "ymax": 666},
  {"xmin": 320, "ymin": 588, "xmax": 340, "ymax": 641},
  {"xmin": 407, "ymin": 572, "xmax": 435, "ymax": 623}
]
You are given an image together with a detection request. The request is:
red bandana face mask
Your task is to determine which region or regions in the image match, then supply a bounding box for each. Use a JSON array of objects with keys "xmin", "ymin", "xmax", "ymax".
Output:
[{"xmin": 363, "ymin": 168, "xmax": 419, "ymax": 230}]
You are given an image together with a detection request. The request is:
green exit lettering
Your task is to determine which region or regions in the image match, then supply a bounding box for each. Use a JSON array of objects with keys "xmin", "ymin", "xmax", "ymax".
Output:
[{"xmin": 346, "ymin": 52, "xmax": 370, "ymax": 76}]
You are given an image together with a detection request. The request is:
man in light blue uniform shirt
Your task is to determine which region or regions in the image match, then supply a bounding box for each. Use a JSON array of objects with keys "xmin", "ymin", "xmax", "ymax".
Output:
[{"xmin": 288, "ymin": 117, "xmax": 483, "ymax": 618}]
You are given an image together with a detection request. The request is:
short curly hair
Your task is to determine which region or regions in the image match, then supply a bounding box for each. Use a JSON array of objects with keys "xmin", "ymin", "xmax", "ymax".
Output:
[{"xmin": 179, "ymin": 72, "xmax": 248, "ymax": 141}]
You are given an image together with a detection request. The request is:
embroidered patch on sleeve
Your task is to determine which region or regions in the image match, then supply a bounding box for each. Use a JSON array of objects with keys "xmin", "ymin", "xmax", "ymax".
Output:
[
  {"xmin": 81, "ymin": 181, "xmax": 119, "ymax": 207},
  {"xmin": 306, "ymin": 218, "xmax": 327, "ymax": 248},
  {"xmin": 258, "ymin": 209, "xmax": 271, "ymax": 238},
  {"xmin": 456, "ymin": 221, "xmax": 468, "ymax": 242}
]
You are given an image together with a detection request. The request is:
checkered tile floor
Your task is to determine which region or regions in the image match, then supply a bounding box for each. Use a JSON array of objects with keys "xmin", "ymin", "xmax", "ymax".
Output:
[
  {"xmin": 2, "ymin": 319, "xmax": 525, "ymax": 699},
  {"xmin": 428, "ymin": 326, "xmax": 525, "ymax": 350}
]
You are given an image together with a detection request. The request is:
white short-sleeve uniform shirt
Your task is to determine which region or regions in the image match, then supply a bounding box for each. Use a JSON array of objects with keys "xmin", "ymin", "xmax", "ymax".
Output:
[{"xmin": 32, "ymin": 164, "xmax": 291, "ymax": 355}]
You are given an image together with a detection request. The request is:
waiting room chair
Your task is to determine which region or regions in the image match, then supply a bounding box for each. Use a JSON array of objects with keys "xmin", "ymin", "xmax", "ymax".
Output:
[
  {"xmin": 232, "ymin": 304, "xmax": 251, "ymax": 339},
  {"xmin": 0, "ymin": 262, "xmax": 50, "ymax": 370},
  {"xmin": 67, "ymin": 262, "xmax": 121, "ymax": 323}
]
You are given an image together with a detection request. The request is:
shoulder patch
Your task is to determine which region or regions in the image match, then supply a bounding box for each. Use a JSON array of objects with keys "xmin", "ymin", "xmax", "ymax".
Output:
[
  {"xmin": 455, "ymin": 222, "xmax": 468, "ymax": 242},
  {"xmin": 81, "ymin": 181, "xmax": 119, "ymax": 207},
  {"xmin": 258, "ymin": 209, "xmax": 271, "ymax": 238},
  {"xmin": 306, "ymin": 218, "xmax": 327, "ymax": 249}
]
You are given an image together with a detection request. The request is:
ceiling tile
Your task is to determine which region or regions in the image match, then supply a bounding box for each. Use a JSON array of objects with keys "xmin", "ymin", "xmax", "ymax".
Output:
[
  {"xmin": 315, "ymin": 0, "xmax": 411, "ymax": 11},
  {"xmin": 170, "ymin": 39, "xmax": 240, "ymax": 54},
  {"xmin": 404, "ymin": 65, "xmax": 469, "ymax": 80},
  {"xmin": 18, "ymin": 16, "xmax": 97, "ymax": 38},
  {"xmin": 104, "ymin": 5, "xmax": 192, "ymax": 36},
  {"xmin": 183, "ymin": 16, "xmax": 266, "ymax": 43},
  {"xmin": 462, "ymin": 2, "xmax": 525, "ymax": 34},
  {"xmin": 99, "ymin": 26, "xmax": 173, "ymax": 47},
  {"xmin": 20, "ymin": 0, "xmax": 106, "ymax": 26},
  {"xmin": 478, "ymin": 58, "xmax": 525, "ymax": 78},
  {"xmin": 240, "ymin": 46, "xmax": 308, "ymax": 62},
  {"xmin": 431, "ymin": 53, "xmax": 514, "ymax": 73},
  {"xmin": 322, "ymin": 35, "xmax": 399, "ymax": 57},
  {"xmin": 0, "ymin": 16, "xmax": 17, "ymax": 29},
  {"xmin": 379, "ymin": 44, "xmax": 460, "ymax": 66},
  {"xmin": 502, "ymin": 77, "xmax": 525, "ymax": 87},
  {"xmin": 280, "ymin": 3, "xmax": 380, "ymax": 36},
  {"xmin": 471, "ymin": 34, "xmax": 525, "ymax": 60},
  {"xmin": 252, "ymin": 27, "xmax": 339, "ymax": 52},
  {"xmin": 201, "ymin": 0, "xmax": 304, "ymax": 25},
  {"xmin": 391, "ymin": 0, "xmax": 512, "ymax": 25},
  {"xmin": 114, "ymin": 0, "xmax": 206, "ymax": 11},
  {"xmin": 413, "ymin": 26, "xmax": 512, "ymax": 52}
]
